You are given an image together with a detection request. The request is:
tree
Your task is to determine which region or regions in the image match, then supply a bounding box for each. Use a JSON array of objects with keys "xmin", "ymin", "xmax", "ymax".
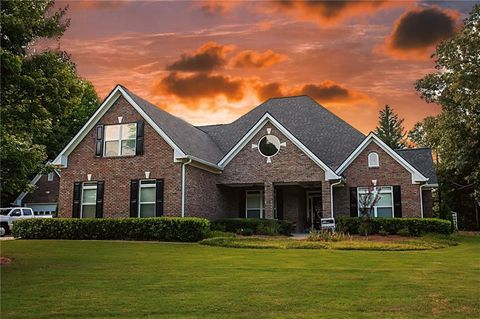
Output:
[
  {"xmin": 374, "ymin": 105, "xmax": 407, "ymax": 149},
  {"xmin": 357, "ymin": 184, "xmax": 382, "ymax": 237},
  {"xmin": 413, "ymin": 5, "xmax": 480, "ymax": 225},
  {"xmin": 0, "ymin": 1, "xmax": 99, "ymax": 205}
]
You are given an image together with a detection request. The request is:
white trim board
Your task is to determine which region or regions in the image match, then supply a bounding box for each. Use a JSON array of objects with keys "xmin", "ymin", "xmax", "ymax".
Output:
[
  {"xmin": 52, "ymin": 85, "xmax": 187, "ymax": 168},
  {"xmin": 217, "ymin": 112, "xmax": 340, "ymax": 180},
  {"xmin": 335, "ymin": 133, "xmax": 428, "ymax": 184}
]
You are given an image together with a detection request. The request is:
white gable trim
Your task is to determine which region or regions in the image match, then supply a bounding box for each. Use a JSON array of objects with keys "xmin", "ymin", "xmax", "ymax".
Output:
[
  {"xmin": 335, "ymin": 133, "xmax": 428, "ymax": 183},
  {"xmin": 217, "ymin": 113, "xmax": 340, "ymax": 180},
  {"xmin": 52, "ymin": 85, "xmax": 186, "ymax": 168}
]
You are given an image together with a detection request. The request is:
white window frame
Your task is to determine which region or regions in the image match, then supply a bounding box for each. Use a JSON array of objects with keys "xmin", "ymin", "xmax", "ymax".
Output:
[
  {"xmin": 47, "ymin": 172, "xmax": 54, "ymax": 181},
  {"xmin": 139, "ymin": 180, "xmax": 156, "ymax": 217},
  {"xmin": 368, "ymin": 152, "xmax": 379, "ymax": 168},
  {"xmin": 103, "ymin": 123, "xmax": 137, "ymax": 157},
  {"xmin": 245, "ymin": 190, "xmax": 264, "ymax": 219},
  {"xmin": 357, "ymin": 186, "xmax": 394, "ymax": 218},
  {"xmin": 81, "ymin": 182, "xmax": 97, "ymax": 218}
]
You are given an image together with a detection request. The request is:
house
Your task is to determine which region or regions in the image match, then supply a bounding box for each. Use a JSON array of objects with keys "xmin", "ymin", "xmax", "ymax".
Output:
[
  {"xmin": 14, "ymin": 170, "xmax": 60, "ymax": 215},
  {"xmin": 52, "ymin": 85, "xmax": 437, "ymax": 232}
]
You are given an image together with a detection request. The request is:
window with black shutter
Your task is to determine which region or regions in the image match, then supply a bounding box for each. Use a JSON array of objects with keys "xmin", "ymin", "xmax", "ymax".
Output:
[
  {"xmin": 393, "ymin": 186, "xmax": 402, "ymax": 218},
  {"xmin": 136, "ymin": 121, "xmax": 144, "ymax": 155},
  {"xmin": 130, "ymin": 179, "xmax": 139, "ymax": 217},
  {"xmin": 72, "ymin": 182, "xmax": 82, "ymax": 218},
  {"xmin": 155, "ymin": 179, "xmax": 164, "ymax": 217},
  {"xmin": 95, "ymin": 124, "xmax": 104, "ymax": 157},
  {"xmin": 350, "ymin": 187, "xmax": 358, "ymax": 217},
  {"xmin": 95, "ymin": 181, "xmax": 104, "ymax": 218}
]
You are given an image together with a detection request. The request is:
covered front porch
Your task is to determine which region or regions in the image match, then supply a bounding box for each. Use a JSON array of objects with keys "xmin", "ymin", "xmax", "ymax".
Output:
[{"xmin": 218, "ymin": 181, "xmax": 332, "ymax": 232}]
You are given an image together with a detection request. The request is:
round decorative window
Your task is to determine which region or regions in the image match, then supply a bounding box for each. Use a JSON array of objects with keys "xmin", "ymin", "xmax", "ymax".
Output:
[{"xmin": 258, "ymin": 135, "xmax": 281, "ymax": 157}]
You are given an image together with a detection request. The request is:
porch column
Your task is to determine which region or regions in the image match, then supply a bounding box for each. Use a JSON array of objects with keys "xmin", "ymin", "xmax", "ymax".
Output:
[
  {"xmin": 264, "ymin": 181, "xmax": 274, "ymax": 219},
  {"xmin": 322, "ymin": 180, "xmax": 331, "ymax": 218}
]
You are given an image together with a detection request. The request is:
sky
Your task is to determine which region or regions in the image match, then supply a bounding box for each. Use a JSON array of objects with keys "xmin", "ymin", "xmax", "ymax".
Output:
[{"xmin": 52, "ymin": 0, "xmax": 477, "ymax": 133}]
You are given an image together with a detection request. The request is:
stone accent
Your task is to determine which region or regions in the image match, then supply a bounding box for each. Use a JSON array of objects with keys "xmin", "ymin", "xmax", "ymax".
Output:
[
  {"xmin": 333, "ymin": 142, "xmax": 422, "ymax": 218},
  {"xmin": 23, "ymin": 173, "xmax": 59, "ymax": 204},
  {"xmin": 264, "ymin": 181, "xmax": 274, "ymax": 219},
  {"xmin": 58, "ymin": 96, "xmax": 182, "ymax": 218}
]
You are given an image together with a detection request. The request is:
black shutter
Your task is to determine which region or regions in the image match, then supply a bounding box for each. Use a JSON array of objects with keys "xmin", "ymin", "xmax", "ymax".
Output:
[
  {"xmin": 130, "ymin": 179, "xmax": 139, "ymax": 218},
  {"xmin": 136, "ymin": 121, "xmax": 144, "ymax": 156},
  {"xmin": 95, "ymin": 124, "xmax": 104, "ymax": 157},
  {"xmin": 155, "ymin": 179, "xmax": 164, "ymax": 217},
  {"xmin": 350, "ymin": 187, "xmax": 358, "ymax": 217},
  {"xmin": 95, "ymin": 181, "xmax": 104, "ymax": 218},
  {"xmin": 239, "ymin": 190, "xmax": 246, "ymax": 218},
  {"xmin": 72, "ymin": 182, "xmax": 81, "ymax": 218},
  {"xmin": 276, "ymin": 189, "xmax": 284, "ymax": 220},
  {"xmin": 393, "ymin": 186, "xmax": 402, "ymax": 218}
]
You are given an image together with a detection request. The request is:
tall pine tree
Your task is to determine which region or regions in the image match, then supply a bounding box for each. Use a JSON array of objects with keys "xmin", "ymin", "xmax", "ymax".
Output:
[{"xmin": 374, "ymin": 105, "xmax": 407, "ymax": 149}]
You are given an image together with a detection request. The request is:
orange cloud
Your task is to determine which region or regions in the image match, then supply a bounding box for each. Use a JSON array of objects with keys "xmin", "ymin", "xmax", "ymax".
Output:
[
  {"xmin": 255, "ymin": 82, "xmax": 285, "ymax": 101},
  {"xmin": 231, "ymin": 49, "xmax": 287, "ymax": 69},
  {"xmin": 199, "ymin": 0, "xmax": 240, "ymax": 15},
  {"xmin": 166, "ymin": 42, "xmax": 234, "ymax": 72},
  {"xmin": 383, "ymin": 7, "xmax": 460, "ymax": 60},
  {"xmin": 154, "ymin": 72, "xmax": 245, "ymax": 105}
]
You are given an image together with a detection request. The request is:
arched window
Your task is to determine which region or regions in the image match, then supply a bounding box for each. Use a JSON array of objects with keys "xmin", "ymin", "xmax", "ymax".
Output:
[{"xmin": 368, "ymin": 152, "xmax": 379, "ymax": 168}]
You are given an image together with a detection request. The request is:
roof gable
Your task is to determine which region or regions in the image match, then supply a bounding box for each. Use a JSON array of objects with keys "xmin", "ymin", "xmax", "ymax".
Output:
[{"xmin": 396, "ymin": 148, "xmax": 438, "ymax": 184}]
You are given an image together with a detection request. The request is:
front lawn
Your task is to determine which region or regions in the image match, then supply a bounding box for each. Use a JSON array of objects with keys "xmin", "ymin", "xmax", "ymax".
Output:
[{"xmin": 2, "ymin": 235, "xmax": 480, "ymax": 318}]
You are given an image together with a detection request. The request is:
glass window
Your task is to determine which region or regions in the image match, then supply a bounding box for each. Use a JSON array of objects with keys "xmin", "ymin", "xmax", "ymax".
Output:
[
  {"xmin": 22, "ymin": 209, "xmax": 32, "ymax": 216},
  {"xmin": 104, "ymin": 123, "xmax": 137, "ymax": 157},
  {"xmin": 47, "ymin": 172, "xmax": 54, "ymax": 181},
  {"xmin": 357, "ymin": 186, "xmax": 394, "ymax": 218},
  {"xmin": 246, "ymin": 190, "xmax": 264, "ymax": 218},
  {"xmin": 139, "ymin": 180, "xmax": 156, "ymax": 218},
  {"xmin": 81, "ymin": 183, "xmax": 97, "ymax": 218},
  {"xmin": 368, "ymin": 152, "xmax": 379, "ymax": 168},
  {"xmin": 10, "ymin": 209, "xmax": 21, "ymax": 217},
  {"xmin": 258, "ymin": 135, "xmax": 281, "ymax": 157}
]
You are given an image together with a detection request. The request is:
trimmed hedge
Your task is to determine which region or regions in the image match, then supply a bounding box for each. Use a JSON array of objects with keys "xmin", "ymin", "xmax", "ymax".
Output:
[
  {"xmin": 12, "ymin": 217, "xmax": 210, "ymax": 242},
  {"xmin": 211, "ymin": 218, "xmax": 293, "ymax": 236},
  {"xmin": 336, "ymin": 217, "xmax": 453, "ymax": 236}
]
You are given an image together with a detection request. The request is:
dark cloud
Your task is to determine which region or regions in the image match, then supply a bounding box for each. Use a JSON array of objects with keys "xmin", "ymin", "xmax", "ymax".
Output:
[
  {"xmin": 166, "ymin": 42, "xmax": 232, "ymax": 72},
  {"xmin": 389, "ymin": 7, "xmax": 458, "ymax": 50},
  {"xmin": 155, "ymin": 72, "xmax": 245, "ymax": 103},
  {"xmin": 255, "ymin": 82, "xmax": 285, "ymax": 101},
  {"xmin": 231, "ymin": 50, "xmax": 287, "ymax": 69}
]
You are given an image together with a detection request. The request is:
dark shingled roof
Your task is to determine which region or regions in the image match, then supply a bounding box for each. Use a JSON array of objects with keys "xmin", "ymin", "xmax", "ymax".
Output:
[
  {"xmin": 198, "ymin": 96, "xmax": 366, "ymax": 169},
  {"xmin": 396, "ymin": 148, "xmax": 438, "ymax": 184}
]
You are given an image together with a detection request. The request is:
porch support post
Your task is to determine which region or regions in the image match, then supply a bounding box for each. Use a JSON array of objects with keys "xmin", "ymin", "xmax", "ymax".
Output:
[
  {"xmin": 264, "ymin": 181, "xmax": 274, "ymax": 219},
  {"xmin": 322, "ymin": 180, "xmax": 331, "ymax": 219}
]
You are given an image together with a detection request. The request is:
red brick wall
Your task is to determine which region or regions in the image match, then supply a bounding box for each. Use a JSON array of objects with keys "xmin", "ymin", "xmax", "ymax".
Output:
[
  {"xmin": 422, "ymin": 189, "xmax": 433, "ymax": 218},
  {"xmin": 334, "ymin": 142, "xmax": 422, "ymax": 218},
  {"xmin": 58, "ymin": 96, "xmax": 182, "ymax": 218},
  {"xmin": 23, "ymin": 173, "xmax": 59, "ymax": 204}
]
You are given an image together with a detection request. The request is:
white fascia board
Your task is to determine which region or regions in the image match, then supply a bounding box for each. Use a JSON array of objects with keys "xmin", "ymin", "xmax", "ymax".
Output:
[
  {"xmin": 218, "ymin": 113, "xmax": 340, "ymax": 181},
  {"xmin": 335, "ymin": 133, "xmax": 428, "ymax": 183},
  {"xmin": 52, "ymin": 85, "xmax": 186, "ymax": 168}
]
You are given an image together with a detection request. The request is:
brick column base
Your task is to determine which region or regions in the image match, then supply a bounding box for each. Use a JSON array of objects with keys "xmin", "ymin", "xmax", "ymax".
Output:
[
  {"xmin": 322, "ymin": 180, "xmax": 331, "ymax": 219},
  {"xmin": 264, "ymin": 181, "xmax": 274, "ymax": 219}
]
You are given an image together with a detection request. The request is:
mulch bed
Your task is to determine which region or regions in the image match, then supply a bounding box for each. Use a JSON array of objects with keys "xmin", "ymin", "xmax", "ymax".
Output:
[{"xmin": 0, "ymin": 256, "xmax": 12, "ymax": 265}]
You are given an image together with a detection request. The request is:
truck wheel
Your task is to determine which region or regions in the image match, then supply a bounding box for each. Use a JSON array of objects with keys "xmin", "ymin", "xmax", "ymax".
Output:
[{"xmin": 0, "ymin": 226, "xmax": 6, "ymax": 237}]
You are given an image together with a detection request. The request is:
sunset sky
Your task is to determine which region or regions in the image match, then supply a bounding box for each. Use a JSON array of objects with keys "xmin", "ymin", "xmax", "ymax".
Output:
[{"xmin": 54, "ymin": 0, "xmax": 476, "ymax": 133}]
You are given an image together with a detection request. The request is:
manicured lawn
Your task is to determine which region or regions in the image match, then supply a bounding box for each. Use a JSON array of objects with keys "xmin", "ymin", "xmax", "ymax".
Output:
[{"xmin": 2, "ymin": 236, "xmax": 480, "ymax": 319}]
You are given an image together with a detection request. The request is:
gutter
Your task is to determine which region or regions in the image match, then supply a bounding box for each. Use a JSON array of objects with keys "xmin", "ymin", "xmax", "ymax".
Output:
[
  {"xmin": 330, "ymin": 179, "xmax": 344, "ymax": 218},
  {"xmin": 181, "ymin": 158, "xmax": 192, "ymax": 218},
  {"xmin": 419, "ymin": 183, "xmax": 426, "ymax": 218}
]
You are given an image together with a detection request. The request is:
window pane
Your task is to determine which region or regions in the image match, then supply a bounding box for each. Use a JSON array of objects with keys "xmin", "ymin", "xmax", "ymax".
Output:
[
  {"xmin": 121, "ymin": 140, "xmax": 136, "ymax": 156},
  {"xmin": 122, "ymin": 123, "xmax": 137, "ymax": 139},
  {"xmin": 377, "ymin": 193, "xmax": 392, "ymax": 206},
  {"xmin": 82, "ymin": 189, "xmax": 97, "ymax": 204},
  {"xmin": 82, "ymin": 205, "xmax": 96, "ymax": 218},
  {"xmin": 259, "ymin": 135, "xmax": 280, "ymax": 157},
  {"xmin": 105, "ymin": 141, "xmax": 119, "ymax": 156},
  {"xmin": 246, "ymin": 209, "xmax": 261, "ymax": 218},
  {"xmin": 140, "ymin": 187, "xmax": 155, "ymax": 203},
  {"xmin": 22, "ymin": 209, "xmax": 32, "ymax": 216},
  {"xmin": 246, "ymin": 195, "xmax": 262, "ymax": 209},
  {"xmin": 140, "ymin": 204, "xmax": 155, "ymax": 217},
  {"xmin": 105, "ymin": 125, "xmax": 120, "ymax": 141},
  {"xmin": 377, "ymin": 207, "xmax": 393, "ymax": 218}
]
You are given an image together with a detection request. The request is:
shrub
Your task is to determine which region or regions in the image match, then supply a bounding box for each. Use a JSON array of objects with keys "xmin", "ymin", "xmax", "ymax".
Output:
[
  {"xmin": 211, "ymin": 218, "xmax": 293, "ymax": 236},
  {"xmin": 336, "ymin": 217, "xmax": 452, "ymax": 236},
  {"xmin": 12, "ymin": 217, "xmax": 210, "ymax": 242},
  {"xmin": 397, "ymin": 228, "xmax": 410, "ymax": 237},
  {"xmin": 206, "ymin": 230, "xmax": 236, "ymax": 238},
  {"xmin": 307, "ymin": 230, "xmax": 351, "ymax": 242}
]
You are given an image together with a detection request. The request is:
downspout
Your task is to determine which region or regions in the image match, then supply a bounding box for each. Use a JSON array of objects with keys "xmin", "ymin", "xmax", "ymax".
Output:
[
  {"xmin": 330, "ymin": 179, "xmax": 343, "ymax": 218},
  {"xmin": 181, "ymin": 158, "xmax": 192, "ymax": 218},
  {"xmin": 419, "ymin": 183, "xmax": 426, "ymax": 218}
]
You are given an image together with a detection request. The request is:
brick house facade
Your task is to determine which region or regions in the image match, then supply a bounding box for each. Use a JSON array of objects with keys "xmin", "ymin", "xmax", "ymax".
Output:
[{"xmin": 46, "ymin": 85, "xmax": 437, "ymax": 231}]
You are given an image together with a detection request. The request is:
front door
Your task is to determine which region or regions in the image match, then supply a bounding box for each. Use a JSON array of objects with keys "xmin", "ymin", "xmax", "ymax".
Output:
[{"xmin": 307, "ymin": 192, "xmax": 323, "ymax": 230}]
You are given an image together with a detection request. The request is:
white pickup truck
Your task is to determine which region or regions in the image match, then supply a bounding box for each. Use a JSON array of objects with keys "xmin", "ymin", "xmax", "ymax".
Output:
[{"xmin": 0, "ymin": 207, "xmax": 53, "ymax": 236}]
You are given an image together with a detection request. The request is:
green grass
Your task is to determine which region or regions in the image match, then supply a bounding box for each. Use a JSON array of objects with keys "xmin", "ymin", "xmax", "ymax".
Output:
[{"xmin": 1, "ymin": 236, "xmax": 480, "ymax": 319}]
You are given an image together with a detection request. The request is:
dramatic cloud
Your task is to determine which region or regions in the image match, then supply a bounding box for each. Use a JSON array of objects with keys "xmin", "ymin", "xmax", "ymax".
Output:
[
  {"xmin": 384, "ymin": 7, "xmax": 460, "ymax": 60},
  {"xmin": 199, "ymin": 0, "xmax": 240, "ymax": 15},
  {"xmin": 231, "ymin": 50, "xmax": 287, "ymax": 69},
  {"xmin": 255, "ymin": 82, "xmax": 285, "ymax": 101},
  {"xmin": 154, "ymin": 72, "xmax": 245, "ymax": 104},
  {"xmin": 166, "ymin": 42, "xmax": 233, "ymax": 72}
]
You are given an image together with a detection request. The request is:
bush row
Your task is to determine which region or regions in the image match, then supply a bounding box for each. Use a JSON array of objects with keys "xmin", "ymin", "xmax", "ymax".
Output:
[
  {"xmin": 211, "ymin": 218, "xmax": 293, "ymax": 236},
  {"xmin": 12, "ymin": 217, "xmax": 210, "ymax": 242},
  {"xmin": 336, "ymin": 217, "xmax": 453, "ymax": 236}
]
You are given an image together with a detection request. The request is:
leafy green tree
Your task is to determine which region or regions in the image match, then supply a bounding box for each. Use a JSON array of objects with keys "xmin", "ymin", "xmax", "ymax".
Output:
[
  {"xmin": 1, "ymin": 0, "xmax": 99, "ymax": 205},
  {"xmin": 414, "ymin": 5, "xmax": 480, "ymax": 220},
  {"xmin": 374, "ymin": 104, "xmax": 407, "ymax": 149}
]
